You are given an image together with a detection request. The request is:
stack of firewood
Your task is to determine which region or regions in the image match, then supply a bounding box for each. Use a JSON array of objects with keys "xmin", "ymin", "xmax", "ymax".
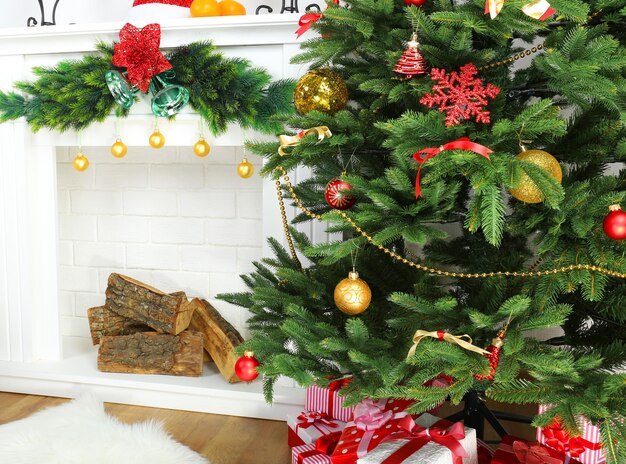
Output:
[{"xmin": 88, "ymin": 273, "xmax": 244, "ymax": 383}]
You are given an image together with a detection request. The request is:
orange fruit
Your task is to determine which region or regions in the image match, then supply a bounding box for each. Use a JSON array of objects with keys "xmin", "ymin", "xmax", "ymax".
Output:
[
  {"xmin": 190, "ymin": 0, "xmax": 221, "ymax": 16},
  {"xmin": 218, "ymin": 0, "xmax": 246, "ymax": 15}
]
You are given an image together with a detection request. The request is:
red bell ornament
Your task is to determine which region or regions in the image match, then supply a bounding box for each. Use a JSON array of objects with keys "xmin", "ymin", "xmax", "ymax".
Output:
[
  {"xmin": 603, "ymin": 205, "xmax": 626, "ymax": 240},
  {"xmin": 325, "ymin": 178, "xmax": 356, "ymax": 210},
  {"xmin": 235, "ymin": 350, "xmax": 260, "ymax": 381}
]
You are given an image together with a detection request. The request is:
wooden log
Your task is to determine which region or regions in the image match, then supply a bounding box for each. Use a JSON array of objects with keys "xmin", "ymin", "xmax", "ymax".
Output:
[
  {"xmin": 105, "ymin": 274, "xmax": 197, "ymax": 335},
  {"xmin": 98, "ymin": 331, "xmax": 205, "ymax": 377},
  {"xmin": 188, "ymin": 299, "xmax": 244, "ymax": 383},
  {"xmin": 87, "ymin": 305, "xmax": 153, "ymax": 345}
]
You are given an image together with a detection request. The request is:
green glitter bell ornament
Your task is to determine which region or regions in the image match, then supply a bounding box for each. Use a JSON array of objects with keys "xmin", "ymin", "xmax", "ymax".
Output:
[
  {"xmin": 105, "ymin": 70, "xmax": 139, "ymax": 109},
  {"xmin": 294, "ymin": 69, "xmax": 348, "ymax": 115},
  {"xmin": 149, "ymin": 70, "xmax": 190, "ymax": 117}
]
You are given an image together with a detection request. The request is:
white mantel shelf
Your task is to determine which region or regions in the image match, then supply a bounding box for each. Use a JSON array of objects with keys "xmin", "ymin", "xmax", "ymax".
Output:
[
  {"xmin": 0, "ymin": 14, "xmax": 308, "ymax": 419},
  {"xmin": 0, "ymin": 15, "xmax": 301, "ymax": 55}
]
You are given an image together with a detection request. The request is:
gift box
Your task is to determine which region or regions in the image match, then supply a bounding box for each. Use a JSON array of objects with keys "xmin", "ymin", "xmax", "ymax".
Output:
[
  {"xmin": 477, "ymin": 439, "xmax": 495, "ymax": 464},
  {"xmin": 536, "ymin": 405, "xmax": 605, "ymax": 464},
  {"xmin": 356, "ymin": 413, "xmax": 477, "ymax": 464},
  {"xmin": 492, "ymin": 435, "xmax": 582, "ymax": 464},
  {"xmin": 288, "ymin": 411, "xmax": 348, "ymax": 448},
  {"xmin": 306, "ymin": 381, "xmax": 354, "ymax": 423},
  {"xmin": 331, "ymin": 398, "xmax": 416, "ymax": 464},
  {"xmin": 292, "ymin": 432, "xmax": 343, "ymax": 464}
]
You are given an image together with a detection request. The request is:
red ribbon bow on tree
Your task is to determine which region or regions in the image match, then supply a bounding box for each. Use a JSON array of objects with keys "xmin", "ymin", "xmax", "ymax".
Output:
[
  {"xmin": 112, "ymin": 23, "xmax": 172, "ymax": 93},
  {"xmin": 380, "ymin": 416, "xmax": 469, "ymax": 464},
  {"xmin": 412, "ymin": 137, "xmax": 492, "ymax": 198},
  {"xmin": 296, "ymin": 0, "xmax": 340, "ymax": 38},
  {"xmin": 512, "ymin": 441, "xmax": 562, "ymax": 464},
  {"xmin": 296, "ymin": 411, "xmax": 339, "ymax": 430},
  {"xmin": 544, "ymin": 420, "xmax": 602, "ymax": 458}
]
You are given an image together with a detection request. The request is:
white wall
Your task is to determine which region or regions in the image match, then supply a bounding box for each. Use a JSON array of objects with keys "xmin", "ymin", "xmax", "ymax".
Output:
[
  {"xmin": 56, "ymin": 144, "xmax": 262, "ymax": 340},
  {"xmin": 1, "ymin": 0, "xmax": 290, "ymax": 28}
]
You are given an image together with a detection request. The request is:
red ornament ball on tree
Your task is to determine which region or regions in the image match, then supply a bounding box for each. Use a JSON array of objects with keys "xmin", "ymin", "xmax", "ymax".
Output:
[
  {"xmin": 404, "ymin": 0, "xmax": 426, "ymax": 5},
  {"xmin": 325, "ymin": 178, "xmax": 356, "ymax": 210},
  {"xmin": 235, "ymin": 350, "xmax": 260, "ymax": 381},
  {"xmin": 603, "ymin": 205, "xmax": 626, "ymax": 240}
]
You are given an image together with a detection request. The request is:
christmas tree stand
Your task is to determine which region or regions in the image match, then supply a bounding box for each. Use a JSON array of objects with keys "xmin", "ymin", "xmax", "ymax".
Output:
[{"xmin": 445, "ymin": 390, "xmax": 533, "ymax": 441}]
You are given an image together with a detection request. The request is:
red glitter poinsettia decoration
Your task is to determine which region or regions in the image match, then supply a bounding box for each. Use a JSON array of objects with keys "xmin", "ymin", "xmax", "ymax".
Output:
[
  {"xmin": 420, "ymin": 63, "xmax": 501, "ymax": 127},
  {"xmin": 112, "ymin": 23, "xmax": 172, "ymax": 93}
]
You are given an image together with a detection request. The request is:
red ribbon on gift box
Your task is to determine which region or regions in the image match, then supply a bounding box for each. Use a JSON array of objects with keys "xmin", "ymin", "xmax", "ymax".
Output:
[
  {"xmin": 297, "ymin": 431, "xmax": 342, "ymax": 464},
  {"xmin": 325, "ymin": 377, "xmax": 351, "ymax": 420},
  {"xmin": 412, "ymin": 137, "xmax": 492, "ymax": 198},
  {"xmin": 378, "ymin": 415, "xmax": 469, "ymax": 464},
  {"xmin": 543, "ymin": 420, "xmax": 603, "ymax": 459},
  {"xmin": 296, "ymin": 411, "xmax": 339, "ymax": 435}
]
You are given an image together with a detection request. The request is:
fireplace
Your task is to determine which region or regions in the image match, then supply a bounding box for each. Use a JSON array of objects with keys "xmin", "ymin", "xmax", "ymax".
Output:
[{"xmin": 0, "ymin": 16, "xmax": 306, "ymax": 419}]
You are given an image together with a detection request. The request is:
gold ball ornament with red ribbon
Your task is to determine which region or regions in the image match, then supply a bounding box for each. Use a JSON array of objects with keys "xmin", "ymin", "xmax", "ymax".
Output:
[
  {"xmin": 294, "ymin": 69, "xmax": 348, "ymax": 116},
  {"xmin": 509, "ymin": 147, "xmax": 562, "ymax": 204},
  {"xmin": 149, "ymin": 129, "xmax": 166, "ymax": 149},
  {"xmin": 111, "ymin": 139, "xmax": 128, "ymax": 158},
  {"xmin": 325, "ymin": 178, "xmax": 356, "ymax": 210},
  {"xmin": 334, "ymin": 270, "xmax": 372, "ymax": 315},
  {"xmin": 237, "ymin": 158, "xmax": 254, "ymax": 178},
  {"xmin": 235, "ymin": 350, "xmax": 260, "ymax": 381},
  {"xmin": 603, "ymin": 205, "xmax": 626, "ymax": 240},
  {"xmin": 73, "ymin": 152, "xmax": 90, "ymax": 172},
  {"xmin": 193, "ymin": 137, "xmax": 211, "ymax": 158}
]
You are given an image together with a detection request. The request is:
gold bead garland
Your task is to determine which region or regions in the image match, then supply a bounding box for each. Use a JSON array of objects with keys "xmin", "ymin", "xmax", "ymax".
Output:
[{"xmin": 274, "ymin": 166, "xmax": 626, "ymax": 280}]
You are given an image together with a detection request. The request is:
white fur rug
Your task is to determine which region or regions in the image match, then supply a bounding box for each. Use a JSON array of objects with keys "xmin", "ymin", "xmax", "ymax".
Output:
[{"xmin": 0, "ymin": 396, "xmax": 208, "ymax": 464}]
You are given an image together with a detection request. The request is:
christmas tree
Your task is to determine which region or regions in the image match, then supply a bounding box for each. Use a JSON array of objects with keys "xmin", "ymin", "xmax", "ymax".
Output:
[{"xmin": 219, "ymin": 0, "xmax": 626, "ymax": 460}]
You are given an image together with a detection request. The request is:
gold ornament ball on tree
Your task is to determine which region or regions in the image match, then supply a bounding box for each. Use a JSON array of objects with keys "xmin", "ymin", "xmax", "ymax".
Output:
[
  {"xmin": 194, "ymin": 137, "xmax": 211, "ymax": 157},
  {"xmin": 73, "ymin": 153, "xmax": 90, "ymax": 172},
  {"xmin": 111, "ymin": 139, "xmax": 128, "ymax": 158},
  {"xmin": 237, "ymin": 158, "xmax": 254, "ymax": 178},
  {"xmin": 294, "ymin": 69, "xmax": 348, "ymax": 115},
  {"xmin": 149, "ymin": 129, "xmax": 166, "ymax": 149},
  {"xmin": 334, "ymin": 271, "xmax": 372, "ymax": 315},
  {"xmin": 509, "ymin": 147, "xmax": 562, "ymax": 204}
]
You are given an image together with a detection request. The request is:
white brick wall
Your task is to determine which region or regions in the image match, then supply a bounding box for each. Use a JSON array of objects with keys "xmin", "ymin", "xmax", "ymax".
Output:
[{"xmin": 56, "ymin": 145, "xmax": 263, "ymax": 338}]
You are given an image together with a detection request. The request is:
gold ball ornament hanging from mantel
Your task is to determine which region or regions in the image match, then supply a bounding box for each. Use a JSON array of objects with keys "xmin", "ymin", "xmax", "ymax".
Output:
[
  {"xmin": 334, "ymin": 270, "xmax": 372, "ymax": 315},
  {"xmin": 73, "ymin": 152, "xmax": 90, "ymax": 172},
  {"xmin": 193, "ymin": 137, "xmax": 211, "ymax": 158},
  {"xmin": 237, "ymin": 158, "xmax": 254, "ymax": 178},
  {"xmin": 508, "ymin": 147, "xmax": 562, "ymax": 204},
  {"xmin": 149, "ymin": 129, "xmax": 166, "ymax": 149},
  {"xmin": 111, "ymin": 139, "xmax": 128, "ymax": 158},
  {"xmin": 294, "ymin": 69, "xmax": 348, "ymax": 116}
]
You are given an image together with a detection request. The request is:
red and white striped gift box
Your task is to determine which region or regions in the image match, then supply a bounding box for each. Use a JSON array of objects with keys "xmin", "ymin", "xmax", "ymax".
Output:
[
  {"xmin": 292, "ymin": 443, "xmax": 333, "ymax": 464},
  {"xmin": 536, "ymin": 404, "xmax": 606, "ymax": 464},
  {"xmin": 305, "ymin": 385, "xmax": 354, "ymax": 423}
]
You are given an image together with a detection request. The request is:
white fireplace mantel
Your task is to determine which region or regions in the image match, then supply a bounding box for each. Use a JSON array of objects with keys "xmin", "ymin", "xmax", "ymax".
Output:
[{"xmin": 0, "ymin": 15, "xmax": 310, "ymax": 419}]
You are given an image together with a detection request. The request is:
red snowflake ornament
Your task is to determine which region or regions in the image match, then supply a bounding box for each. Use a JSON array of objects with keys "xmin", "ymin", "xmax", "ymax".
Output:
[
  {"xmin": 420, "ymin": 63, "xmax": 501, "ymax": 127},
  {"xmin": 112, "ymin": 23, "xmax": 172, "ymax": 93}
]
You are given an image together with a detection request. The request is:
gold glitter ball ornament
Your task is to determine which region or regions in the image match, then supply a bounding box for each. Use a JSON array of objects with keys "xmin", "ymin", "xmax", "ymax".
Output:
[
  {"xmin": 334, "ymin": 271, "xmax": 372, "ymax": 316},
  {"xmin": 149, "ymin": 129, "xmax": 166, "ymax": 149},
  {"xmin": 73, "ymin": 153, "xmax": 90, "ymax": 172},
  {"xmin": 193, "ymin": 137, "xmax": 211, "ymax": 158},
  {"xmin": 294, "ymin": 69, "xmax": 348, "ymax": 116},
  {"xmin": 237, "ymin": 158, "xmax": 254, "ymax": 178},
  {"xmin": 509, "ymin": 148, "xmax": 562, "ymax": 204},
  {"xmin": 111, "ymin": 139, "xmax": 128, "ymax": 158}
]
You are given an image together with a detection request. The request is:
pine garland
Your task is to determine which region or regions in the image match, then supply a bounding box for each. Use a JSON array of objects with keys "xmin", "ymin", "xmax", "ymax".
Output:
[{"xmin": 0, "ymin": 41, "xmax": 295, "ymax": 134}]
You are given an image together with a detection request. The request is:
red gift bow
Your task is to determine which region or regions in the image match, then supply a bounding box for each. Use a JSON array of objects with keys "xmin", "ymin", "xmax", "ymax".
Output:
[
  {"xmin": 512, "ymin": 441, "xmax": 562, "ymax": 464},
  {"xmin": 379, "ymin": 415, "xmax": 469, "ymax": 464},
  {"xmin": 328, "ymin": 377, "xmax": 351, "ymax": 391},
  {"xmin": 296, "ymin": 0, "xmax": 340, "ymax": 38},
  {"xmin": 544, "ymin": 421, "xmax": 602, "ymax": 458},
  {"xmin": 296, "ymin": 411, "xmax": 339, "ymax": 431},
  {"xmin": 297, "ymin": 431, "xmax": 342, "ymax": 464},
  {"xmin": 412, "ymin": 137, "xmax": 492, "ymax": 198}
]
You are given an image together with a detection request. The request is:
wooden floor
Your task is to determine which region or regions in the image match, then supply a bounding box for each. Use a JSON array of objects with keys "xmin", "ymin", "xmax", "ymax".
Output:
[
  {"xmin": 0, "ymin": 392, "xmax": 291, "ymax": 464},
  {"xmin": 0, "ymin": 392, "xmax": 538, "ymax": 463}
]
